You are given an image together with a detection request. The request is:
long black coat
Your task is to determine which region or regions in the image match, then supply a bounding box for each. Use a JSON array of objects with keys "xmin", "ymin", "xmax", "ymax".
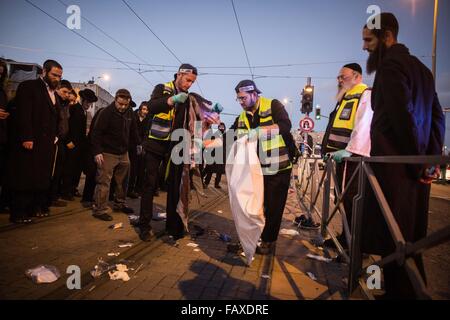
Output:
[
  {"xmin": 67, "ymin": 103, "xmax": 88, "ymax": 150},
  {"xmin": 362, "ymin": 44, "xmax": 445, "ymax": 255},
  {"xmin": 5, "ymin": 78, "xmax": 60, "ymax": 191}
]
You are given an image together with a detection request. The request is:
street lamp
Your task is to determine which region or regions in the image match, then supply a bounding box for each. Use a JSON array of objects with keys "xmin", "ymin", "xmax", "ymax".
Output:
[
  {"xmin": 432, "ymin": 0, "xmax": 439, "ymax": 82},
  {"xmin": 283, "ymin": 98, "xmax": 293, "ymax": 115}
]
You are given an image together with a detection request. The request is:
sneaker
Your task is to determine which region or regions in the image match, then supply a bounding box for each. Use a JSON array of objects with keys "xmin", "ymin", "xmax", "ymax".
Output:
[
  {"xmin": 93, "ymin": 213, "xmax": 113, "ymax": 221},
  {"xmin": 50, "ymin": 200, "xmax": 68, "ymax": 207},
  {"xmin": 256, "ymin": 241, "xmax": 275, "ymax": 255}
]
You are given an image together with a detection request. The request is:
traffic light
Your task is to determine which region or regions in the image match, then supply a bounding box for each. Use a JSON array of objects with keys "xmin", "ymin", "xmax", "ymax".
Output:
[
  {"xmin": 315, "ymin": 105, "xmax": 321, "ymax": 120},
  {"xmin": 301, "ymin": 83, "xmax": 314, "ymax": 114}
]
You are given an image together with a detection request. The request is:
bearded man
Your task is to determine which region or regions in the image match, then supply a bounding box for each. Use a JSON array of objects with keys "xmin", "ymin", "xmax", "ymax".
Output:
[
  {"xmin": 321, "ymin": 63, "xmax": 373, "ymax": 248},
  {"xmin": 361, "ymin": 12, "xmax": 445, "ymax": 299},
  {"xmin": 6, "ymin": 60, "xmax": 63, "ymax": 223}
]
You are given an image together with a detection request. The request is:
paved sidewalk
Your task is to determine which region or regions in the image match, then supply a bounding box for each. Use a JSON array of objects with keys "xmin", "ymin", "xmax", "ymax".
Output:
[{"xmin": 0, "ymin": 175, "xmax": 349, "ymax": 300}]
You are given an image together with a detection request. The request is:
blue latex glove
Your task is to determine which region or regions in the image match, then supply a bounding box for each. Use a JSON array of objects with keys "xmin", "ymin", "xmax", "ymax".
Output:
[
  {"xmin": 212, "ymin": 102, "xmax": 223, "ymax": 114},
  {"xmin": 172, "ymin": 92, "xmax": 188, "ymax": 104},
  {"xmin": 332, "ymin": 150, "xmax": 352, "ymax": 163}
]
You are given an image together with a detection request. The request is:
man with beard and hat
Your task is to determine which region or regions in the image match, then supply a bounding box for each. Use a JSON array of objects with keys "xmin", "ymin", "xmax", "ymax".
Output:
[
  {"xmin": 230, "ymin": 80, "xmax": 297, "ymax": 255},
  {"xmin": 361, "ymin": 12, "xmax": 445, "ymax": 299},
  {"xmin": 136, "ymin": 64, "xmax": 197, "ymax": 242},
  {"xmin": 6, "ymin": 59, "xmax": 62, "ymax": 223},
  {"xmin": 320, "ymin": 63, "xmax": 373, "ymax": 248}
]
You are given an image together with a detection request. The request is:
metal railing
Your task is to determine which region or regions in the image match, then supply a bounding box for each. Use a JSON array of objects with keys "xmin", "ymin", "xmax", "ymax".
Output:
[{"xmin": 292, "ymin": 154, "xmax": 450, "ymax": 299}]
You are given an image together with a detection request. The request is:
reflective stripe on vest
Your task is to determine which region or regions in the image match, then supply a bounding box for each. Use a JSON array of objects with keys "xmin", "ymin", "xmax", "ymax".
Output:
[
  {"xmin": 326, "ymin": 83, "xmax": 368, "ymax": 152},
  {"xmin": 149, "ymin": 81, "xmax": 175, "ymax": 141},
  {"xmin": 237, "ymin": 97, "xmax": 292, "ymax": 174}
]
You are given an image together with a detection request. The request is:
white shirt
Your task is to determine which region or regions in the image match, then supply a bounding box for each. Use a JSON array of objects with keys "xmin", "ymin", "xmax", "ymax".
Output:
[{"xmin": 345, "ymin": 89, "xmax": 373, "ymax": 157}]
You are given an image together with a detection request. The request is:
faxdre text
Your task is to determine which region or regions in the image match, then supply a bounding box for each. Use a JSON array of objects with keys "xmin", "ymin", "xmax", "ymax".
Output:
[{"xmin": 181, "ymin": 304, "xmax": 269, "ymax": 317}]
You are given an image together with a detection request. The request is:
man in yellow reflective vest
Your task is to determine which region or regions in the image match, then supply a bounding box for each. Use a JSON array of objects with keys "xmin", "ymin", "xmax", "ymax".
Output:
[
  {"xmin": 321, "ymin": 63, "xmax": 373, "ymax": 247},
  {"xmin": 231, "ymin": 80, "xmax": 297, "ymax": 255},
  {"xmin": 136, "ymin": 64, "xmax": 197, "ymax": 242}
]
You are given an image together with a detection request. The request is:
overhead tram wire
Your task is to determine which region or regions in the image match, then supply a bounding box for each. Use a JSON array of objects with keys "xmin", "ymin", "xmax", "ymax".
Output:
[
  {"xmin": 23, "ymin": 0, "xmax": 154, "ymax": 86},
  {"xmin": 5, "ymin": 43, "xmax": 429, "ymax": 70},
  {"xmin": 230, "ymin": 0, "xmax": 254, "ymax": 80},
  {"xmin": 120, "ymin": 0, "xmax": 205, "ymax": 96},
  {"xmin": 56, "ymin": 0, "xmax": 165, "ymax": 81}
]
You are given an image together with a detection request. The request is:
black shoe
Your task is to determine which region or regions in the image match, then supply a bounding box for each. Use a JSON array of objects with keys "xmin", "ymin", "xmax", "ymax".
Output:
[
  {"xmin": 114, "ymin": 205, "xmax": 134, "ymax": 214},
  {"xmin": 81, "ymin": 201, "xmax": 93, "ymax": 208},
  {"xmin": 10, "ymin": 216, "xmax": 33, "ymax": 224},
  {"xmin": 127, "ymin": 191, "xmax": 139, "ymax": 199},
  {"xmin": 35, "ymin": 208, "xmax": 50, "ymax": 218},
  {"xmin": 323, "ymin": 235, "xmax": 348, "ymax": 249},
  {"xmin": 294, "ymin": 215, "xmax": 321, "ymax": 230},
  {"xmin": 214, "ymin": 184, "xmax": 222, "ymax": 189},
  {"xmin": 93, "ymin": 213, "xmax": 113, "ymax": 221},
  {"xmin": 61, "ymin": 195, "xmax": 75, "ymax": 201},
  {"xmin": 139, "ymin": 229, "xmax": 154, "ymax": 242},
  {"xmin": 153, "ymin": 190, "xmax": 160, "ymax": 197},
  {"xmin": 74, "ymin": 190, "xmax": 82, "ymax": 197},
  {"xmin": 50, "ymin": 200, "xmax": 68, "ymax": 207},
  {"xmin": 256, "ymin": 241, "xmax": 275, "ymax": 255}
]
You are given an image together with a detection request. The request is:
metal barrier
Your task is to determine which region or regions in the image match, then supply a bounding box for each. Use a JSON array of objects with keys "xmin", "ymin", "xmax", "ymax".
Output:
[{"xmin": 292, "ymin": 154, "xmax": 450, "ymax": 299}]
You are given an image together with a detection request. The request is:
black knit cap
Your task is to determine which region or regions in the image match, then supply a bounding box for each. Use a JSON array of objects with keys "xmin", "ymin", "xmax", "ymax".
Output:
[{"xmin": 343, "ymin": 63, "xmax": 363, "ymax": 74}]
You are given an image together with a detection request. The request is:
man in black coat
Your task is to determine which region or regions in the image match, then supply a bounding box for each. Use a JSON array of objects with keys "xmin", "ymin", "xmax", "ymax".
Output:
[
  {"xmin": 6, "ymin": 60, "xmax": 63, "ymax": 223},
  {"xmin": 61, "ymin": 89, "xmax": 97, "ymax": 200},
  {"xmin": 47, "ymin": 79, "xmax": 73, "ymax": 207},
  {"xmin": 91, "ymin": 89, "xmax": 139, "ymax": 221},
  {"xmin": 361, "ymin": 13, "xmax": 445, "ymax": 298}
]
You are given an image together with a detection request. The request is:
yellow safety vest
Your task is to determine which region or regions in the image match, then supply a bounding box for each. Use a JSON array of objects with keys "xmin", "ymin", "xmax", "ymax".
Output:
[
  {"xmin": 148, "ymin": 81, "xmax": 175, "ymax": 141},
  {"xmin": 237, "ymin": 97, "xmax": 292, "ymax": 174},
  {"xmin": 326, "ymin": 83, "xmax": 368, "ymax": 152}
]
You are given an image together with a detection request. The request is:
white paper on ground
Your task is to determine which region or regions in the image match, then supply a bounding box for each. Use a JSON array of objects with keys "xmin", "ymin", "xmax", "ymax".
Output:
[{"xmin": 279, "ymin": 228, "xmax": 300, "ymax": 236}]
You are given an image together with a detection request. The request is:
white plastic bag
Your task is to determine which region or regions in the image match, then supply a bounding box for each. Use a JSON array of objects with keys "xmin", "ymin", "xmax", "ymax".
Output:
[
  {"xmin": 226, "ymin": 135, "xmax": 265, "ymax": 265},
  {"xmin": 25, "ymin": 265, "xmax": 61, "ymax": 284}
]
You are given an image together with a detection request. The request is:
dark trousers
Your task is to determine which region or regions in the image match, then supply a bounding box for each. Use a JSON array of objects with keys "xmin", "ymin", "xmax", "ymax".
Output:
[
  {"xmin": 10, "ymin": 190, "xmax": 47, "ymax": 220},
  {"xmin": 335, "ymin": 159, "xmax": 359, "ymax": 238},
  {"xmin": 204, "ymin": 164, "xmax": 222, "ymax": 187},
  {"xmin": 62, "ymin": 146, "xmax": 82, "ymax": 197},
  {"xmin": 261, "ymin": 169, "xmax": 292, "ymax": 243},
  {"xmin": 81, "ymin": 150, "xmax": 97, "ymax": 202},
  {"xmin": 48, "ymin": 141, "xmax": 66, "ymax": 204},
  {"xmin": 138, "ymin": 152, "xmax": 165, "ymax": 232},
  {"xmin": 128, "ymin": 147, "xmax": 145, "ymax": 194},
  {"xmin": 0, "ymin": 144, "xmax": 10, "ymax": 210},
  {"xmin": 166, "ymin": 161, "xmax": 185, "ymax": 238}
]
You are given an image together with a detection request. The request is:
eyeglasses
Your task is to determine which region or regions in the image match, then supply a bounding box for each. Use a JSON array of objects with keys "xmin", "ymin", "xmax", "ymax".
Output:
[{"xmin": 236, "ymin": 96, "xmax": 249, "ymax": 102}]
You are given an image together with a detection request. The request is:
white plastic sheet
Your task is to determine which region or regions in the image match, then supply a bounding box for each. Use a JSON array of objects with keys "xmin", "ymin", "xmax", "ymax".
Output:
[{"xmin": 226, "ymin": 135, "xmax": 265, "ymax": 266}]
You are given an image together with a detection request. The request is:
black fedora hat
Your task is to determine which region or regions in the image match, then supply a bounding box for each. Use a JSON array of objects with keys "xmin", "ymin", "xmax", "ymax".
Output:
[{"xmin": 79, "ymin": 89, "xmax": 98, "ymax": 103}]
